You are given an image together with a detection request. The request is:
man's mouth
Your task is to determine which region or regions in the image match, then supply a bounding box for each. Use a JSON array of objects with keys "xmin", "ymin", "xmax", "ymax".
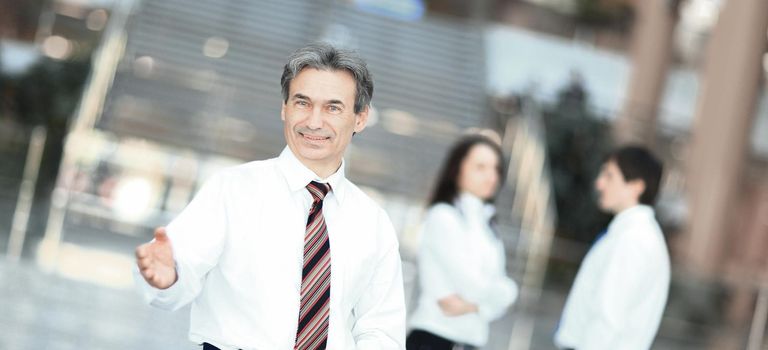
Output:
[{"xmin": 300, "ymin": 132, "xmax": 330, "ymax": 141}]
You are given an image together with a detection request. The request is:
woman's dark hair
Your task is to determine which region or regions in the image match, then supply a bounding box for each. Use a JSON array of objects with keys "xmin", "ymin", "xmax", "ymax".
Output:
[{"xmin": 428, "ymin": 134, "xmax": 505, "ymax": 206}]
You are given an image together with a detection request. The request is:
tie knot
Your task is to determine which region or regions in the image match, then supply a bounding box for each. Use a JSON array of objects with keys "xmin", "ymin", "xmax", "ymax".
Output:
[{"xmin": 306, "ymin": 181, "xmax": 331, "ymax": 202}]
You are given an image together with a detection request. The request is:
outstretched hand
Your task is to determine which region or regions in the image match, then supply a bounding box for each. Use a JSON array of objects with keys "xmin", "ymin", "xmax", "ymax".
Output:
[{"xmin": 136, "ymin": 227, "xmax": 177, "ymax": 289}]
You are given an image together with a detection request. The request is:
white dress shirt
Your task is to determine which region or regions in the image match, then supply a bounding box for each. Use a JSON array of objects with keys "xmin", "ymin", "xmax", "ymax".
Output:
[
  {"xmin": 408, "ymin": 193, "xmax": 518, "ymax": 346},
  {"xmin": 135, "ymin": 147, "xmax": 406, "ymax": 350},
  {"xmin": 554, "ymin": 205, "xmax": 670, "ymax": 350}
]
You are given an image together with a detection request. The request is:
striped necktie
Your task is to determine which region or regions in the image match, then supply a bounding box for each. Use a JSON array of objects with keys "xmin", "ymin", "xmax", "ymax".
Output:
[{"xmin": 295, "ymin": 181, "xmax": 332, "ymax": 350}]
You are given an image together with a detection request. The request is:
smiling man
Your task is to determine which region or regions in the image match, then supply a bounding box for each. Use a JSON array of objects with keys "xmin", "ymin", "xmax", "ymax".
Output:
[
  {"xmin": 135, "ymin": 43, "xmax": 406, "ymax": 350},
  {"xmin": 554, "ymin": 146, "xmax": 670, "ymax": 350}
]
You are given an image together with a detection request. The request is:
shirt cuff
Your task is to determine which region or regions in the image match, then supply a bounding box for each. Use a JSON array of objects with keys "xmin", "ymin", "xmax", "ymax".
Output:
[{"xmin": 133, "ymin": 260, "xmax": 187, "ymax": 310}]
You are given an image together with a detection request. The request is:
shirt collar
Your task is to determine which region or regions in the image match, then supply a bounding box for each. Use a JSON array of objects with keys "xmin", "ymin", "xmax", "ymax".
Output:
[
  {"xmin": 456, "ymin": 192, "xmax": 496, "ymax": 222},
  {"xmin": 609, "ymin": 204, "xmax": 655, "ymax": 229},
  {"xmin": 276, "ymin": 146, "xmax": 347, "ymax": 204}
]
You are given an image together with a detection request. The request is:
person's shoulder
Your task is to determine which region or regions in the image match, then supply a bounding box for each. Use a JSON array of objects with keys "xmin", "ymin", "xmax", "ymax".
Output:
[
  {"xmin": 622, "ymin": 211, "xmax": 663, "ymax": 238},
  {"xmin": 418, "ymin": 203, "xmax": 465, "ymax": 242},
  {"xmin": 215, "ymin": 157, "xmax": 278, "ymax": 179},
  {"xmin": 425, "ymin": 202, "xmax": 461, "ymax": 221},
  {"xmin": 200, "ymin": 157, "xmax": 279, "ymax": 194},
  {"xmin": 341, "ymin": 180, "xmax": 401, "ymax": 244},
  {"xmin": 416, "ymin": 203, "xmax": 463, "ymax": 234},
  {"xmin": 341, "ymin": 179, "xmax": 383, "ymax": 213},
  {"xmin": 614, "ymin": 213, "xmax": 667, "ymax": 255},
  {"xmin": 233, "ymin": 157, "xmax": 278, "ymax": 173}
]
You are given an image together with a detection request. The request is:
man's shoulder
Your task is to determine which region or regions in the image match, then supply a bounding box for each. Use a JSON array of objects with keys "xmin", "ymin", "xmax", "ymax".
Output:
[
  {"xmin": 612, "ymin": 215, "xmax": 668, "ymax": 258},
  {"xmin": 199, "ymin": 157, "xmax": 280, "ymax": 195},
  {"xmin": 341, "ymin": 179, "xmax": 383, "ymax": 213},
  {"xmin": 216, "ymin": 157, "xmax": 278, "ymax": 178},
  {"xmin": 620, "ymin": 214, "xmax": 663, "ymax": 239},
  {"xmin": 341, "ymin": 180, "xmax": 400, "ymax": 248}
]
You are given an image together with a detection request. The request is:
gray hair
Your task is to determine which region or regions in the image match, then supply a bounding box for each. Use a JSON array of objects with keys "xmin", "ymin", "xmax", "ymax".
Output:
[{"xmin": 280, "ymin": 43, "xmax": 373, "ymax": 114}]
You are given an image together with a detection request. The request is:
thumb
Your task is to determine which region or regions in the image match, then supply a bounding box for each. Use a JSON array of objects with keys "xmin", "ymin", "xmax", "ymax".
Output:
[{"xmin": 154, "ymin": 227, "xmax": 169, "ymax": 242}]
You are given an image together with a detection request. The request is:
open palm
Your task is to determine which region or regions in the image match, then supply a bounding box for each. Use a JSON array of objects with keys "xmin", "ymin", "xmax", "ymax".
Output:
[{"xmin": 135, "ymin": 227, "xmax": 177, "ymax": 289}]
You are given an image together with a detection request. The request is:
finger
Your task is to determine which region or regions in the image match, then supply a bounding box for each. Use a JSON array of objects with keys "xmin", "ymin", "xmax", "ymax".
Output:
[
  {"xmin": 138, "ymin": 256, "xmax": 154, "ymax": 269},
  {"xmin": 135, "ymin": 244, "xmax": 149, "ymax": 259},
  {"xmin": 149, "ymin": 273, "xmax": 169, "ymax": 288},
  {"xmin": 137, "ymin": 256, "xmax": 153, "ymax": 269},
  {"xmin": 142, "ymin": 268, "xmax": 155, "ymax": 281}
]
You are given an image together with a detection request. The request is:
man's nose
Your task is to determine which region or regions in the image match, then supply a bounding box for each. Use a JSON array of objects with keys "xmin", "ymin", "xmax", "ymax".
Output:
[{"xmin": 306, "ymin": 107, "xmax": 323, "ymax": 129}]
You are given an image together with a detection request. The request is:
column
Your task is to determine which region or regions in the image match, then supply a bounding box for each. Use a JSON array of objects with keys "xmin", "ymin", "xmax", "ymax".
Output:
[{"xmin": 615, "ymin": 0, "xmax": 677, "ymax": 145}]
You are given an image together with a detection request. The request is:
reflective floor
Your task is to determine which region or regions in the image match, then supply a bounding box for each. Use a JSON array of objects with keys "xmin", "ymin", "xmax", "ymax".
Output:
[
  {"xmin": 0, "ymin": 258, "xmax": 190, "ymax": 349},
  {"xmin": 0, "ymin": 204, "xmax": 733, "ymax": 350},
  {"xmin": 0, "ymin": 250, "xmax": 707, "ymax": 350}
]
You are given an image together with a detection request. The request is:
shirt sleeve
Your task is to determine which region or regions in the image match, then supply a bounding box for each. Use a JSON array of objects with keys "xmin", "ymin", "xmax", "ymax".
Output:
[
  {"xmin": 418, "ymin": 206, "xmax": 494, "ymax": 299},
  {"xmin": 580, "ymin": 229, "xmax": 655, "ymax": 350},
  {"xmin": 135, "ymin": 172, "xmax": 229, "ymax": 311},
  {"xmin": 352, "ymin": 209, "xmax": 406, "ymax": 350},
  {"xmin": 476, "ymin": 243, "xmax": 518, "ymax": 321}
]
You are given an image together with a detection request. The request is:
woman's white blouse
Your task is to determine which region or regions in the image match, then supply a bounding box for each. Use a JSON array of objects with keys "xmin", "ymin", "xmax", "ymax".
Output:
[{"xmin": 409, "ymin": 193, "xmax": 518, "ymax": 346}]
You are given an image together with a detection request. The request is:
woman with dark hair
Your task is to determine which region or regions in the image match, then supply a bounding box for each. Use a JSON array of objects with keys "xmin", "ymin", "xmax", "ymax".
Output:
[{"xmin": 407, "ymin": 134, "xmax": 519, "ymax": 350}]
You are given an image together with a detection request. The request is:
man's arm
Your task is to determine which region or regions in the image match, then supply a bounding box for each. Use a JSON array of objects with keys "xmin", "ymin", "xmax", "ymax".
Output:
[
  {"xmin": 580, "ymin": 230, "xmax": 653, "ymax": 349},
  {"xmin": 134, "ymin": 172, "xmax": 229, "ymax": 311},
  {"xmin": 351, "ymin": 210, "xmax": 406, "ymax": 350}
]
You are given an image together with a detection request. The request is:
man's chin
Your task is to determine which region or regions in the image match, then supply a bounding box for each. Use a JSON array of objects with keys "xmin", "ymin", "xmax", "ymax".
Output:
[{"xmin": 297, "ymin": 148, "xmax": 331, "ymax": 161}]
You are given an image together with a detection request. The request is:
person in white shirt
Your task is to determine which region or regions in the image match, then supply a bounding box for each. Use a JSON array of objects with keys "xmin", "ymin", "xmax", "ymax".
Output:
[
  {"xmin": 135, "ymin": 43, "xmax": 406, "ymax": 350},
  {"xmin": 407, "ymin": 135, "xmax": 519, "ymax": 350},
  {"xmin": 554, "ymin": 145, "xmax": 670, "ymax": 350}
]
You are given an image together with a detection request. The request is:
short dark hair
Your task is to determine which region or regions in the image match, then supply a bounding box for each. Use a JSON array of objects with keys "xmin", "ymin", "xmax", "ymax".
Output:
[
  {"xmin": 605, "ymin": 146, "xmax": 663, "ymax": 205},
  {"xmin": 280, "ymin": 42, "xmax": 373, "ymax": 114},
  {"xmin": 428, "ymin": 134, "xmax": 505, "ymax": 206}
]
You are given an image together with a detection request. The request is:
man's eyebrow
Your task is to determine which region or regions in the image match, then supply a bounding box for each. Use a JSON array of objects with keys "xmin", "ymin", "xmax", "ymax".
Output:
[{"xmin": 291, "ymin": 94, "xmax": 346, "ymax": 107}]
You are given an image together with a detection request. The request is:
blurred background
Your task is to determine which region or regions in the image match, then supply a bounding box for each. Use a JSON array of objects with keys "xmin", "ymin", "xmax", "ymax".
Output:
[{"xmin": 1, "ymin": 0, "xmax": 767, "ymax": 349}]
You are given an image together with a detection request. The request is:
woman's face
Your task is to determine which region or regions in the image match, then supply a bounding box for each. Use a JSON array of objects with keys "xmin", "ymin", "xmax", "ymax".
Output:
[{"xmin": 458, "ymin": 143, "xmax": 500, "ymax": 200}]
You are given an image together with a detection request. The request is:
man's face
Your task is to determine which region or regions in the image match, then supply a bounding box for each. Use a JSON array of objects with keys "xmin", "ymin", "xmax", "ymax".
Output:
[
  {"xmin": 281, "ymin": 68, "xmax": 368, "ymax": 172},
  {"xmin": 594, "ymin": 160, "xmax": 644, "ymax": 213}
]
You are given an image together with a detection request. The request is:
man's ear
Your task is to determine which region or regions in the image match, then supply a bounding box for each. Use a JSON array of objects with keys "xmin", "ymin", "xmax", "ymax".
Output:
[
  {"xmin": 280, "ymin": 103, "xmax": 286, "ymax": 121},
  {"xmin": 353, "ymin": 106, "xmax": 370, "ymax": 134},
  {"xmin": 629, "ymin": 179, "xmax": 646, "ymax": 201}
]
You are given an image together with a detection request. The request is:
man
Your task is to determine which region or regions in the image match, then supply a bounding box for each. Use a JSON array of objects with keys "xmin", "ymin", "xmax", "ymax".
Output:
[
  {"xmin": 554, "ymin": 146, "xmax": 670, "ymax": 350},
  {"xmin": 135, "ymin": 43, "xmax": 406, "ymax": 350}
]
